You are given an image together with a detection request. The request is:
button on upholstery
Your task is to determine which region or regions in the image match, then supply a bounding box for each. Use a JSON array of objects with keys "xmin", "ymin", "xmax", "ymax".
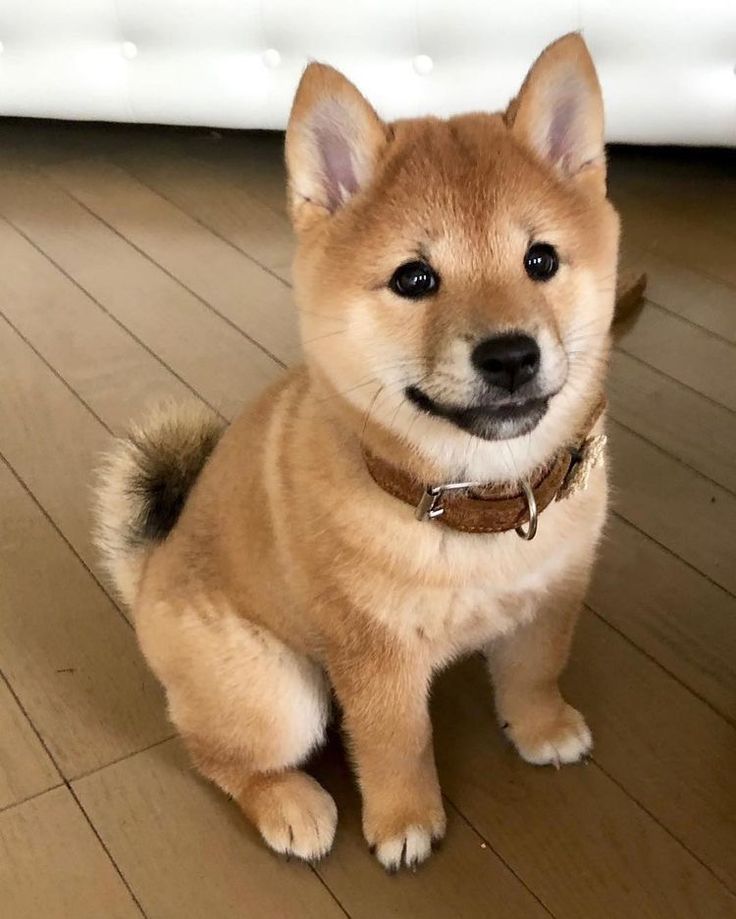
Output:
[
  {"xmin": 413, "ymin": 54, "xmax": 433, "ymax": 75},
  {"xmin": 262, "ymin": 48, "xmax": 281, "ymax": 68},
  {"xmin": 121, "ymin": 41, "xmax": 138, "ymax": 60}
]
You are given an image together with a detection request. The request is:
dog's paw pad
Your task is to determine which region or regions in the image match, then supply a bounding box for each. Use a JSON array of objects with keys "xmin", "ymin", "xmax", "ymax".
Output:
[{"xmin": 506, "ymin": 704, "xmax": 592, "ymax": 767}]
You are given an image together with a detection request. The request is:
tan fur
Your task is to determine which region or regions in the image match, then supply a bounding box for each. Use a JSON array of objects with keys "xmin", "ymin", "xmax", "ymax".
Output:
[
  {"xmin": 95, "ymin": 34, "xmax": 618, "ymax": 870},
  {"xmin": 94, "ymin": 399, "xmax": 225, "ymax": 606}
]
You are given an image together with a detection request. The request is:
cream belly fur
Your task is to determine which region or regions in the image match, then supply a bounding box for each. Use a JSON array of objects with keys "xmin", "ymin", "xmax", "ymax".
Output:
[{"xmin": 96, "ymin": 33, "xmax": 619, "ymax": 871}]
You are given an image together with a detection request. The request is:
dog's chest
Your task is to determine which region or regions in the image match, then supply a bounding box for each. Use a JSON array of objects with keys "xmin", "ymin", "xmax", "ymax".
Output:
[
  {"xmin": 348, "ymin": 533, "xmax": 571, "ymax": 661},
  {"xmin": 326, "ymin": 465, "xmax": 606, "ymax": 662},
  {"xmin": 394, "ymin": 583, "xmax": 537, "ymax": 659}
]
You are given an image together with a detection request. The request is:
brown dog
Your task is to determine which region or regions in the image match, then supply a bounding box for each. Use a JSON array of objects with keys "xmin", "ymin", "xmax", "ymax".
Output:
[{"xmin": 95, "ymin": 33, "xmax": 618, "ymax": 870}]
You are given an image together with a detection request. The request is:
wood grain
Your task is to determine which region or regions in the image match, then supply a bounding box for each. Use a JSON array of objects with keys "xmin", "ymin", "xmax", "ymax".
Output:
[
  {"xmin": 73, "ymin": 740, "xmax": 346, "ymax": 919},
  {"xmin": 616, "ymin": 301, "xmax": 736, "ymax": 411},
  {"xmin": 0, "ymin": 786, "xmax": 142, "ymax": 919},
  {"xmin": 434, "ymin": 658, "xmax": 736, "ymax": 919},
  {"xmin": 613, "ymin": 186, "xmax": 736, "ymax": 287},
  {"xmin": 0, "ymin": 311, "xmax": 112, "ymax": 570},
  {"xmin": 0, "ymin": 167, "xmax": 282, "ymax": 418},
  {"xmin": 618, "ymin": 245, "xmax": 736, "ymax": 343},
  {"xmin": 591, "ymin": 515, "xmax": 736, "ymax": 724},
  {"xmin": 610, "ymin": 147, "xmax": 735, "ymax": 244},
  {"xmin": 608, "ymin": 350, "xmax": 736, "ymax": 492},
  {"xmin": 115, "ymin": 147, "xmax": 295, "ymax": 282},
  {"xmin": 0, "ymin": 676, "xmax": 60, "ymax": 811},
  {"xmin": 44, "ymin": 158, "xmax": 300, "ymax": 363},
  {"xmin": 188, "ymin": 129, "xmax": 289, "ymax": 216},
  {"xmin": 312, "ymin": 741, "xmax": 551, "ymax": 919},
  {"xmin": 570, "ymin": 613, "xmax": 736, "ymax": 889},
  {"xmin": 0, "ymin": 454, "xmax": 169, "ymax": 778},
  {"xmin": 0, "ymin": 216, "xmax": 194, "ymax": 432},
  {"xmin": 607, "ymin": 422, "xmax": 736, "ymax": 594}
]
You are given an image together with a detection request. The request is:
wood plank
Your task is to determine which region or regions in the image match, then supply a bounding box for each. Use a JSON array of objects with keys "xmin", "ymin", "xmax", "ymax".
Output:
[
  {"xmin": 0, "ymin": 311, "xmax": 111, "ymax": 570},
  {"xmin": 0, "ymin": 676, "xmax": 60, "ymax": 811},
  {"xmin": 0, "ymin": 447, "xmax": 169, "ymax": 778},
  {"xmin": 613, "ymin": 186, "xmax": 736, "ymax": 286},
  {"xmin": 312, "ymin": 741, "xmax": 550, "ymax": 919},
  {"xmin": 608, "ymin": 350, "xmax": 736, "ymax": 492},
  {"xmin": 569, "ymin": 613, "xmax": 736, "ymax": 888},
  {"xmin": 0, "ymin": 118, "xmax": 154, "ymax": 167},
  {"xmin": 0, "ymin": 786, "xmax": 141, "ymax": 919},
  {"xmin": 0, "ymin": 216, "xmax": 195, "ymax": 432},
  {"xmin": 610, "ymin": 148, "xmax": 736, "ymax": 243},
  {"xmin": 434, "ymin": 657, "xmax": 736, "ymax": 919},
  {"xmin": 615, "ymin": 300, "xmax": 736, "ymax": 411},
  {"xmin": 607, "ymin": 421, "xmax": 736, "ymax": 594},
  {"xmin": 591, "ymin": 514, "xmax": 736, "ymax": 725},
  {"xmin": 115, "ymin": 147, "xmax": 296, "ymax": 283},
  {"xmin": 0, "ymin": 167, "xmax": 282, "ymax": 418},
  {"xmin": 135, "ymin": 128, "xmax": 290, "ymax": 217},
  {"xmin": 75, "ymin": 734, "xmax": 549, "ymax": 919},
  {"xmin": 618, "ymin": 245, "xmax": 736, "ymax": 343},
  {"xmin": 190, "ymin": 129, "xmax": 289, "ymax": 216},
  {"xmin": 73, "ymin": 740, "xmax": 346, "ymax": 919},
  {"xmin": 43, "ymin": 158, "xmax": 300, "ymax": 363}
]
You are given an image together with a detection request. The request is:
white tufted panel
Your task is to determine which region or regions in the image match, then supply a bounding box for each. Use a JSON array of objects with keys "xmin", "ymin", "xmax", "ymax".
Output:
[{"xmin": 0, "ymin": 0, "xmax": 733, "ymax": 144}]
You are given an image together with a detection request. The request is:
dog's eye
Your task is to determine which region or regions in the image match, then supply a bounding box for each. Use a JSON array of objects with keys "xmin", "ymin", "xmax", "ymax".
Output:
[
  {"xmin": 389, "ymin": 261, "xmax": 439, "ymax": 299},
  {"xmin": 524, "ymin": 243, "xmax": 559, "ymax": 282}
]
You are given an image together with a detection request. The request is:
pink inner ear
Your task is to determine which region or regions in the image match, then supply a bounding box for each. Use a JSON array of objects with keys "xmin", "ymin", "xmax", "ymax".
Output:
[
  {"xmin": 313, "ymin": 105, "xmax": 359, "ymax": 211},
  {"xmin": 547, "ymin": 91, "xmax": 579, "ymax": 167}
]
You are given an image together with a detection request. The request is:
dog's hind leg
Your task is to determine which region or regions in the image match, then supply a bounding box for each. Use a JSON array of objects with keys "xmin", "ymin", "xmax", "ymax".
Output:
[{"xmin": 136, "ymin": 595, "xmax": 336, "ymax": 861}]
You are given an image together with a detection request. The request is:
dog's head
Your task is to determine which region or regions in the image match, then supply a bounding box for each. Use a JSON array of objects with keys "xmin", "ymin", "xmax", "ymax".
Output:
[{"xmin": 285, "ymin": 34, "xmax": 619, "ymax": 481}]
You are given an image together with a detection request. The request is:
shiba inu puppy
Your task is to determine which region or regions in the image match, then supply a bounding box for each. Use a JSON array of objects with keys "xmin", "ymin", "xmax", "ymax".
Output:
[{"xmin": 95, "ymin": 33, "xmax": 619, "ymax": 870}]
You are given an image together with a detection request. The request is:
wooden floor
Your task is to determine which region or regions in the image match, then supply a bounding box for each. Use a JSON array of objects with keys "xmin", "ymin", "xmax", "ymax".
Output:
[{"xmin": 0, "ymin": 119, "xmax": 733, "ymax": 919}]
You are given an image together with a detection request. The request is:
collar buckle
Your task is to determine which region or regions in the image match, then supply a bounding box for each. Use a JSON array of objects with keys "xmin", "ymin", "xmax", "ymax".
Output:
[
  {"xmin": 416, "ymin": 477, "xmax": 539, "ymax": 541},
  {"xmin": 415, "ymin": 480, "xmax": 480, "ymax": 521},
  {"xmin": 415, "ymin": 485, "xmax": 444, "ymax": 521}
]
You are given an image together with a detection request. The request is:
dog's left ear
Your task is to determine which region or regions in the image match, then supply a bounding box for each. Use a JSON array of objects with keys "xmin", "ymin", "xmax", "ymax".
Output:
[
  {"xmin": 285, "ymin": 63, "xmax": 389, "ymax": 232},
  {"xmin": 507, "ymin": 33, "xmax": 606, "ymax": 194}
]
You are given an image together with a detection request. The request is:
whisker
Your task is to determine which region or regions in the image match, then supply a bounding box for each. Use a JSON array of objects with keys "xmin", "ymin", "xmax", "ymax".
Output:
[
  {"xmin": 361, "ymin": 375, "xmax": 421, "ymax": 440},
  {"xmin": 298, "ymin": 308, "xmax": 349, "ymax": 323},
  {"xmin": 314, "ymin": 378, "xmax": 378, "ymax": 405},
  {"xmin": 302, "ymin": 328, "xmax": 349, "ymax": 345}
]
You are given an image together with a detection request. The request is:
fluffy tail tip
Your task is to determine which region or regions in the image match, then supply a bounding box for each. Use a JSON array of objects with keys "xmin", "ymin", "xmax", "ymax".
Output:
[{"xmin": 92, "ymin": 400, "xmax": 225, "ymax": 606}]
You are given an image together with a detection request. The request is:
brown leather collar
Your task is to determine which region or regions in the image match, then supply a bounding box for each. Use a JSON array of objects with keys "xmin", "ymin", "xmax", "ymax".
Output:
[{"xmin": 363, "ymin": 398, "xmax": 607, "ymax": 539}]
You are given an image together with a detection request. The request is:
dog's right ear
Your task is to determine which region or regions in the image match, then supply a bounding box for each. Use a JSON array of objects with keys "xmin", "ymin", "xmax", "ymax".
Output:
[
  {"xmin": 285, "ymin": 63, "xmax": 389, "ymax": 232},
  {"xmin": 506, "ymin": 33, "xmax": 606, "ymax": 196}
]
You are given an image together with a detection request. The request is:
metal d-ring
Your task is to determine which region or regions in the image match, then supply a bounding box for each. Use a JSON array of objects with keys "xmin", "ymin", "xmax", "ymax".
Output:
[{"xmin": 515, "ymin": 480, "xmax": 538, "ymax": 541}]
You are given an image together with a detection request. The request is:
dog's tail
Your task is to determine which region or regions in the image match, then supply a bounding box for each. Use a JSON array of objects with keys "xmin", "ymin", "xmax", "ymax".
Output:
[{"xmin": 93, "ymin": 401, "xmax": 226, "ymax": 607}]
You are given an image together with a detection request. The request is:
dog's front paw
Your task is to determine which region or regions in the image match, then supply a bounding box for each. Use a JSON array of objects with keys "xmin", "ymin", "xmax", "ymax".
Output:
[
  {"xmin": 503, "ymin": 702, "xmax": 592, "ymax": 767},
  {"xmin": 364, "ymin": 799, "xmax": 446, "ymax": 871}
]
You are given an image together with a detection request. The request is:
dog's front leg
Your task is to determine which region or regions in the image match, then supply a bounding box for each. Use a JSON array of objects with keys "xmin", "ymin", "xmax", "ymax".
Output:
[
  {"xmin": 486, "ymin": 575, "xmax": 592, "ymax": 767},
  {"xmin": 329, "ymin": 644, "xmax": 445, "ymax": 871}
]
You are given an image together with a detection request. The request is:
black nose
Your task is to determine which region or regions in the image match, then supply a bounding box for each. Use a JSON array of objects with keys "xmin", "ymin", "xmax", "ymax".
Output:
[{"xmin": 471, "ymin": 333, "xmax": 540, "ymax": 393}]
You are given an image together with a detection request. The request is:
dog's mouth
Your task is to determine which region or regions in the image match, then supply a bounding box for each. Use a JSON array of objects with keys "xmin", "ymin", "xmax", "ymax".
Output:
[{"xmin": 405, "ymin": 385, "xmax": 550, "ymax": 441}]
